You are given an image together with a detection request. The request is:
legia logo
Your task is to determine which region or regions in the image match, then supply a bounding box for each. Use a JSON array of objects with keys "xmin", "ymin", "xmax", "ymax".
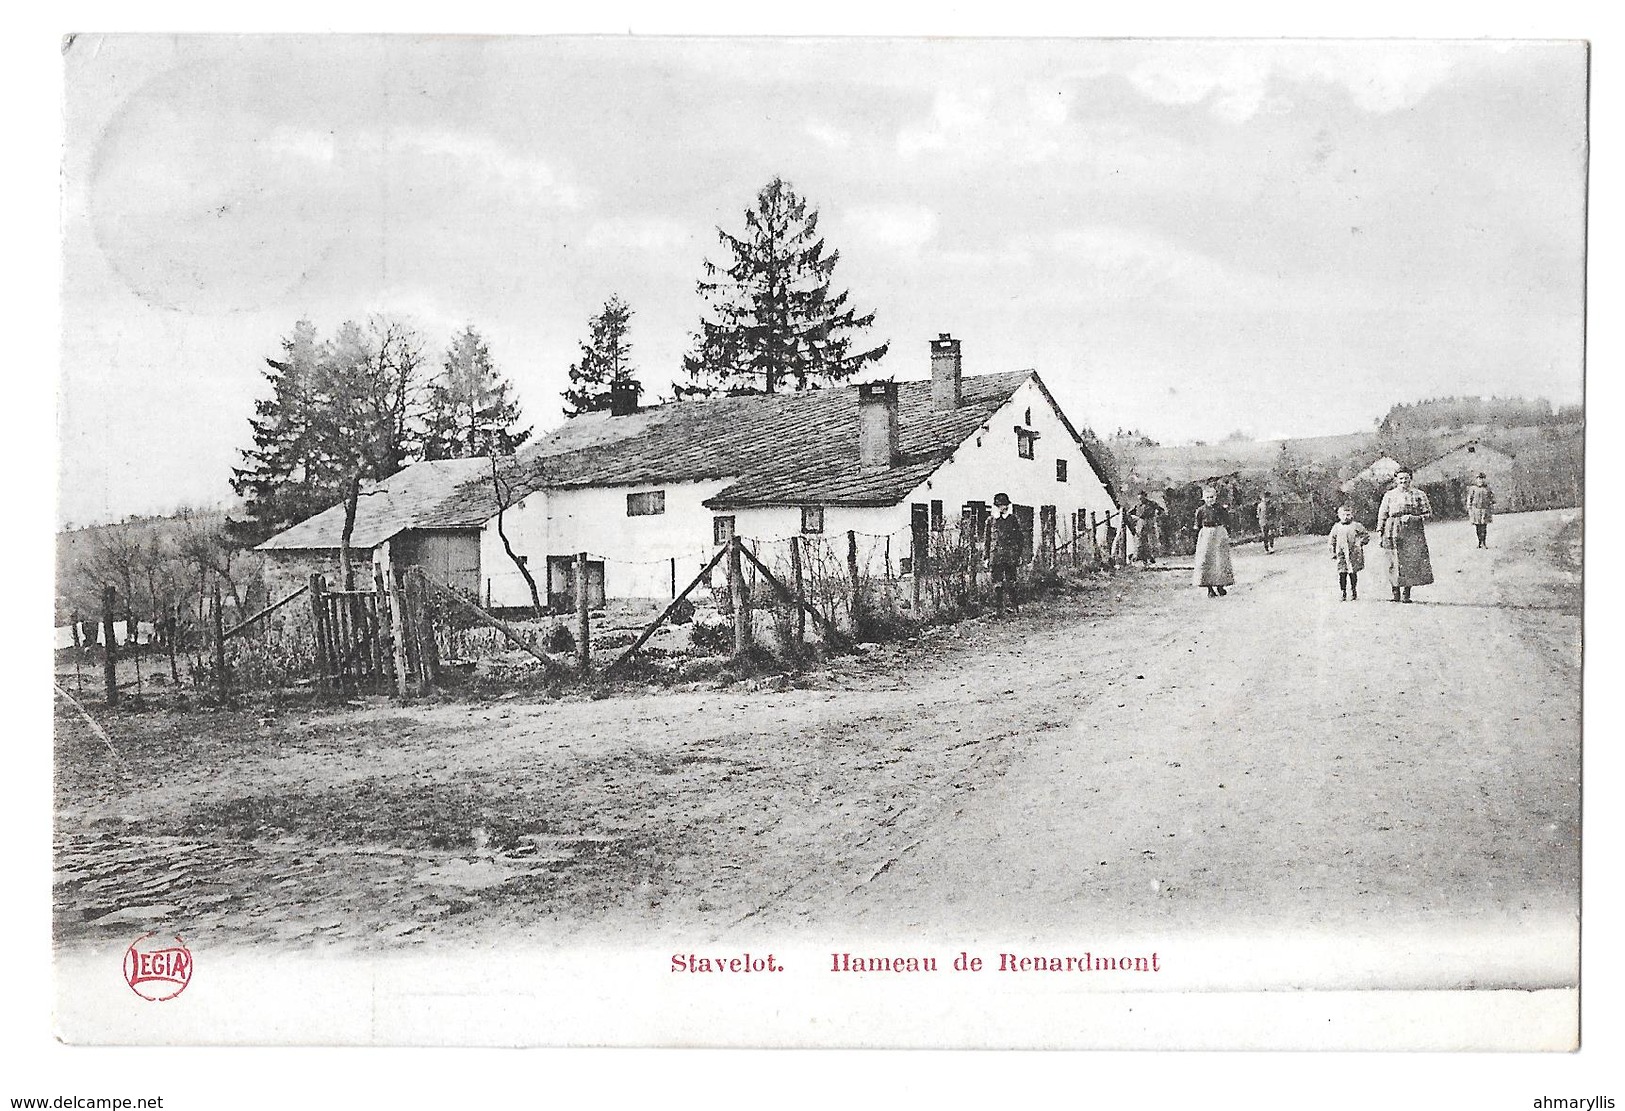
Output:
[{"xmin": 123, "ymin": 932, "xmax": 193, "ymax": 1002}]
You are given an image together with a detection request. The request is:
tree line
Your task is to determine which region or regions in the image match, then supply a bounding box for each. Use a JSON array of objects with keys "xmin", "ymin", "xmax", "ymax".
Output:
[
  {"xmin": 1378, "ymin": 395, "xmax": 1580, "ymax": 434},
  {"xmin": 230, "ymin": 176, "xmax": 889, "ymax": 545}
]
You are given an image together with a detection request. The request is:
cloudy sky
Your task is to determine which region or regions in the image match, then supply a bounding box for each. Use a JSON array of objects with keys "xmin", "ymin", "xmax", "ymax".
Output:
[{"xmin": 59, "ymin": 36, "xmax": 1586, "ymax": 526}]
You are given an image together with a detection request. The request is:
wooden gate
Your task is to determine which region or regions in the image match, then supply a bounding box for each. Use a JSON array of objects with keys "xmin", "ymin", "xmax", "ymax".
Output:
[{"xmin": 309, "ymin": 578, "xmax": 392, "ymax": 694}]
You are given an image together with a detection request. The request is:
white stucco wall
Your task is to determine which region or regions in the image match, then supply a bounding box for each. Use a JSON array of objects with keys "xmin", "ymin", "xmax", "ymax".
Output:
[
  {"xmin": 479, "ymin": 479, "xmax": 736, "ymax": 605},
  {"xmin": 893, "ymin": 376, "xmax": 1118, "ymax": 546}
]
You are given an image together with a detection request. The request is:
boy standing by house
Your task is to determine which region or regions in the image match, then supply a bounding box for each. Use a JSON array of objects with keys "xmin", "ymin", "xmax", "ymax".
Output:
[{"xmin": 984, "ymin": 492, "xmax": 1023, "ymax": 615}]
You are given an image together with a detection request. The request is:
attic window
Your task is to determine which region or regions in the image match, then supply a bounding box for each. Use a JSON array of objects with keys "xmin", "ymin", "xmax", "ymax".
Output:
[
  {"xmin": 801, "ymin": 506, "xmax": 825, "ymax": 534},
  {"xmin": 1056, "ymin": 459, "xmax": 1068, "ymax": 482},
  {"xmin": 1024, "ymin": 407, "xmax": 1032, "ymax": 425},
  {"xmin": 1017, "ymin": 428, "xmax": 1038, "ymax": 460},
  {"xmin": 627, "ymin": 490, "xmax": 666, "ymax": 517}
]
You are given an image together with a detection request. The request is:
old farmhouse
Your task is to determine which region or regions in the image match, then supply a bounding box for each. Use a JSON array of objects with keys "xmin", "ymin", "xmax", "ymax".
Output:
[{"xmin": 258, "ymin": 335, "xmax": 1119, "ymax": 608}]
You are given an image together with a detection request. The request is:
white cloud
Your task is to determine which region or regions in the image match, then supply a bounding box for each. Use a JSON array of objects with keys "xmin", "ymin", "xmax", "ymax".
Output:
[
  {"xmin": 583, "ymin": 216, "xmax": 695, "ymax": 252},
  {"xmin": 262, "ymin": 126, "xmax": 337, "ymax": 165},
  {"xmin": 1127, "ymin": 43, "xmax": 1460, "ymax": 122},
  {"xmin": 843, "ymin": 205, "xmax": 939, "ymax": 251},
  {"xmin": 804, "ymin": 118, "xmax": 852, "ymax": 150},
  {"xmin": 898, "ymin": 87, "xmax": 994, "ymax": 158},
  {"xmin": 389, "ymin": 128, "xmax": 585, "ymax": 209}
]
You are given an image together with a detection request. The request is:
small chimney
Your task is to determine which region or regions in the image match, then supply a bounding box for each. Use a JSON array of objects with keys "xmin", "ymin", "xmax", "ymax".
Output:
[
  {"xmin": 857, "ymin": 380, "xmax": 900, "ymax": 471},
  {"xmin": 931, "ymin": 333, "xmax": 962, "ymax": 411},
  {"xmin": 609, "ymin": 379, "xmax": 641, "ymax": 417}
]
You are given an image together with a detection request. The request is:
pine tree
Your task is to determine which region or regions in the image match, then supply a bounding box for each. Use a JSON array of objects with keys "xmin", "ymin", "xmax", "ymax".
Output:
[
  {"xmin": 423, "ymin": 325, "xmax": 532, "ymax": 457},
  {"xmin": 677, "ymin": 177, "xmax": 888, "ymax": 397},
  {"xmin": 562, "ymin": 295, "xmax": 642, "ymax": 417},
  {"xmin": 228, "ymin": 320, "xmax": 333, "ymax": 545}
]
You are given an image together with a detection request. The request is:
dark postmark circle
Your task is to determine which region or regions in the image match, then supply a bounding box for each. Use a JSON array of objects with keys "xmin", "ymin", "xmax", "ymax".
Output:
[{"xmin": 123, "ymin": 932, "xmax": 193, "ymax": 1002}]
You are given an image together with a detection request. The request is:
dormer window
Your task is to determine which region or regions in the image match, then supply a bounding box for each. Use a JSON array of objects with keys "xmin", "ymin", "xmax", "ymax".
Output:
[{"xmin": 1016, "ymin": 428, "xmax": 1038, "ymax": 459}]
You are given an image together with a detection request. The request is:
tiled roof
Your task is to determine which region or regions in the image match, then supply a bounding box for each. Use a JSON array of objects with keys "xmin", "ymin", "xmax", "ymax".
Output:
[
  {"xmin": 256, "ymin": 457, "xmax": 495, "ymax": 551},
  {"xmin": 260, "ymin": 371, "xmax": 1105, "ymax": 550}
]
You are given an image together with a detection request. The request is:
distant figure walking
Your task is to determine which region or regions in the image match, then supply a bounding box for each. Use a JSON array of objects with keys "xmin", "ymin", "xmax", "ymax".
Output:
[
  {"xmin": 1377, "ymin": 467, "xmax": 1434, "ymax": 603},
  {"xmin": 1327, "ymin": 505, "xmax": 1371, "ymax": 601},
  {"xmin": 1128, "ymin": 492, "xmax": 1164, "ymax": 566},
  {"xmin": 1192, "ymin": 486, "xmax": 1234, "ymax": 598},
  {"xmin": 984, "ymin": 492, "xmax": 1023, "ymax": 615},
  {"xmin": 1465, "ymin": 472, "xmax": 1496, "ymax": 548},
  {"xmin": 1256, "ymin": 492, "xmax": 1278, "ymax": 554}
]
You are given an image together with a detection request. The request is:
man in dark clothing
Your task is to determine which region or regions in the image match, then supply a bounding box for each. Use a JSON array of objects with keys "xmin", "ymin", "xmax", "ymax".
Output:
[
  {"xmin": 1256, "ymin": 493, "xmax": 1278, "ymax": 554},
  {"xmin": 984, "ymin": 492, "xmax": 1024, "ymax": 615},
  {"xmin": 1129, "ymin": 491, "xmax": 1164, "ymax": 565}
]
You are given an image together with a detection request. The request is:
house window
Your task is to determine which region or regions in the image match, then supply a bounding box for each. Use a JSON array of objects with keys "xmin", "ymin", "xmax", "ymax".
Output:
[
  {"xmin": 930, "ymin": 500, "xmax": 944, "ymax": 529},
  {"xmin": 713, "ymin": 515, "xmax": 735, "ymax": 546},
  {"xmin": 1024, "ymin": 407, "xmax": 1033, "ymax": 426},
  {"xmin": 1056, "ymin": 459, "xmax": 1068, "ymax": 482},
  {"xmin": 800, "ymin": 506, "xmax": 825, "ymax": 534},
  {"xmin": 627, "ymin": 490, "xmax": 666, "ymax": 516},
  {"xmin": 1017, "ymin": 429, "xmax": 1038, "ymax": 459}
]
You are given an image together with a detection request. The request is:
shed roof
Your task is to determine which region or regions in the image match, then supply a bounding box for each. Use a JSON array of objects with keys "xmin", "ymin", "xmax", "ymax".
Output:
[{"xmin": 257, "ymin": 457, "xmax": 494, "ymax": 551}]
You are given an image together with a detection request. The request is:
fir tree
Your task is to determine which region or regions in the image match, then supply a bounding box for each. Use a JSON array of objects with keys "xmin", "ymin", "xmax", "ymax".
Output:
[
  {"xmin": 423, "ymin": 325, "xmax": 532, "ymax": 457},
  {"xmin": 562, "ymin": 295, "xmax": 641, "ymax": 417},
  {"xmin": 228, "ymin": 319, "xmax": 333, "ymax": 546},
  {"xmin": 676, "ymin": 177, "xmax": 888, "ymax": 397}
]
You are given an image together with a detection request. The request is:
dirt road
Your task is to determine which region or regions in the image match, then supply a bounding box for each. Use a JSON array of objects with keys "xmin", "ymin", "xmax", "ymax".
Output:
[{"xmin": 54, "ymin": 511, "xmax": 1581, "ymax": 964}]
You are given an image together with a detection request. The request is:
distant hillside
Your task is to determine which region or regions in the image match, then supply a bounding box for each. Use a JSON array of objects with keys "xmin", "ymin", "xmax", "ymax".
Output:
[{"xmin": 1128, "ymin": 421, "xmax": 1581, "ymax": 492}]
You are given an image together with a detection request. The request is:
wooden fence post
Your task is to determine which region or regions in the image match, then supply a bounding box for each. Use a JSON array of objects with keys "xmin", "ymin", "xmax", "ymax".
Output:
[
  {"xmin": 576, "ymin": 552, "xmax": 591, "ymax": 674},
  {"xmin": 385, "ymin": 568, "xmax": 411, "ymax": 697},
  {"xmin": 670, "ymin": 557, "xmax": 677, "ymax": 599},
  {"xmin": 846, "ymin": 529, "xmax": 862, "ymax": 634},
  {"xmin": 211, "ymin": 585, "xmax": 229, "ymax": 706},
  {"xmin": 789, "ymin": 535, "xmax": 806, "ymax": 646},
  {"xmin": 410, "ymin": 569, "xmax": 440, "ymax": 690},
  {"xmin": 101, "ymin": 586, "xmax": 118, "ymax": 706},
  {"xmin": 911, "ymin": 518, "xmax": 927, "ymax": 608},
  {"xmin": 309, "ymin": 573, "xmax": 330, "ymax": 697},
  {"xmin": 728, "ymin": 537, "xmax": 751, "ymax": 656},
  {"xmin": 166, "ymin": 608, "xmax": 181, "ymax": 687},
  {"xmin": 965, "ymin": 520, "xmax": 978, "ymax": 597}
]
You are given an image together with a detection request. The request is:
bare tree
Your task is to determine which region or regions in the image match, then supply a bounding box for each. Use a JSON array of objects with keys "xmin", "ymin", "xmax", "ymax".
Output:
[{"xmin": 489, "ymin": 455, "xmax": 546, "ymax": 618}]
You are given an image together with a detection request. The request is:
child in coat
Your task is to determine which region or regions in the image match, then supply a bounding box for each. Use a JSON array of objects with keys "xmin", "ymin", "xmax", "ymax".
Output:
[{"xmin": 1328, "ymin": 505, "xmax": 1371, "ymax": 601}]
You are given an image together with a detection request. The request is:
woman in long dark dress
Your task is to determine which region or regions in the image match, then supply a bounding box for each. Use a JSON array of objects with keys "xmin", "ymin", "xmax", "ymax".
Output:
[{"xmin": 1192, "ymin": 486, "xmax": 1235, "ymax": 598}]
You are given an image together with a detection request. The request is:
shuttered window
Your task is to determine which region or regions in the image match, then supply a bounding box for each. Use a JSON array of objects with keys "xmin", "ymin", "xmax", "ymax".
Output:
[{"xmin": 627, "ymin": 490, "xmax": 666, "ymax": 516}]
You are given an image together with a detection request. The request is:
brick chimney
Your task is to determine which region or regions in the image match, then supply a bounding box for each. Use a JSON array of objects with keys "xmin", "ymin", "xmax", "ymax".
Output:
[
  {"xmin": 609, "ymin": 379, "xmax": 641, "ymax": 417},
  {"xmin": 931, "ymin": 333, "xmax": 962, "ymax": 411},
  {"xmin": 857, "ymin": 380, "xmax": 900, "ymax": 471}
]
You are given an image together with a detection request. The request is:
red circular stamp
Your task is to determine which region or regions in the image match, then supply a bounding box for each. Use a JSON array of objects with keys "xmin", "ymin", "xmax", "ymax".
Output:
[{"xmin": 123, "ymin": 932, "xmax": 193, "ymax": 1002}]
